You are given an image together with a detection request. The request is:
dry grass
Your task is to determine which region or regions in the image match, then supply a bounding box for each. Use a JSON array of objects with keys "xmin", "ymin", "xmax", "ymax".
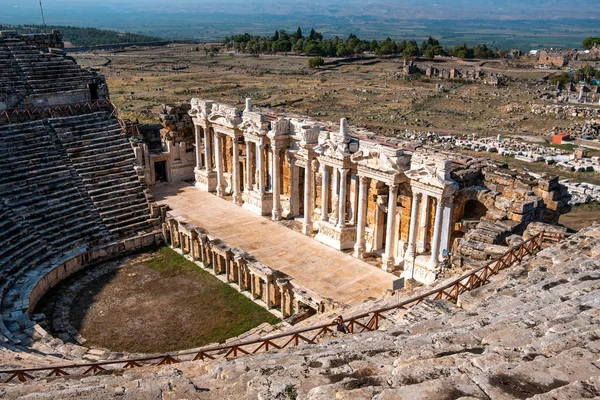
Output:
[
  {"xmin": 74, "ymin": 44, "xmax": 575, "ymax": 137},
  {"xmin": 559, "ymin": 202, "xmax": 600, "ymax": 232}
]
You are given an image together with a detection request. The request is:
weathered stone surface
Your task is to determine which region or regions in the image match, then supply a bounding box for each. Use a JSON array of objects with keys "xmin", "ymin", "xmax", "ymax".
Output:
[{"xmin": 3, "ymin": 224, "xmax": 597, "ymax": 399}]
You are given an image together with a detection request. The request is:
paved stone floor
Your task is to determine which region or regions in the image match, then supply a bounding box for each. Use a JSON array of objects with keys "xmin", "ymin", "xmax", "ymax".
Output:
[{"xmin": 153, "ymin": 182, "xmax": 397, "ymax": 307}]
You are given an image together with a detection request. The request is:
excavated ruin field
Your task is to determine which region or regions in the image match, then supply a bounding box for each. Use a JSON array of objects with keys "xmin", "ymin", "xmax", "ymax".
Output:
[
  {"xmin": 36, "ymin": 247, "xmax": 279, "ymax": 354},
  {"xmin": 73, "ymin": 44, "xmax": 570, "ymax": 138}
]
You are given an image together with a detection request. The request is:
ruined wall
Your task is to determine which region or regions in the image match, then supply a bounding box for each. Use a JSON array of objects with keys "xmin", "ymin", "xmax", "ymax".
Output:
[
  {"xmin": 538, "ymin": 50, "xmax": 567, "ymax": 67},
  {"xmin": 156, "ymin": 104, "xmax": 196, "ymax": 183},
  {"xmin": 451, "ymin": 161, "xmax": 571, "ymax": 261}
]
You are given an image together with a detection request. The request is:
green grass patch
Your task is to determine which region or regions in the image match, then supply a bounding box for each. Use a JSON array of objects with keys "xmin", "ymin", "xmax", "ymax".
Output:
[
  {"xmin": 143, "ymin": 247, "xmax": 280, "ymax": 344},
  {"xmin": 68, "ymin": 247, "xmax": 279, "ymax": 353}
]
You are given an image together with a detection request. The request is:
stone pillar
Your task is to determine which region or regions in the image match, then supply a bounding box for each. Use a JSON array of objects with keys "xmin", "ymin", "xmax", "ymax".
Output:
[
  {"xmin": 382, "ymin": 184, "xmax": 398, "ymax": 272},
  {"xmin": 302, "ymin": 160, "xmax": 313, "ymax": 236},
  {"xmin": 214, "ymin": 132, "xmax": 225, "ymax": 197},
  {"xmin": 250, "ymin": 273, "xmax": 256, "ymax": 299},
  {"xmin": 225, "ymin": 255, "xmax": 231, "ymax": 282},
  {"xmin": 194, "ymin": 125, "xmax": 202, "ymax": 170},
  {"xmin": 320, "ymin": 166, "xmax": 330, "ymax": 221},
  {"xmin": 204, "ymin": 128, "xmax": 212, "ymax": 171},
  {"xmin": 290, "ymin": 158, "xmax": 300, "ymax": 216},
  {"xmin": 353, "ymin": 176, "xmax": 369, "ymax": 258},
  {"xmin": 211, "ymin": 251, "xmax": 217, "ymax": 275},
  {"xmin": 257, "ymin": 142, "xmax": 265, "ymax": 193},
  {"xmin": 232, "ymin": 136, "xmax": 242, "ymax": 205},
  {"xmin": 278, "ymin": 283, "xmax": 287, "ymax": 318},
  {"xmin": 429, "ymin": 199, "xmax": 444, "ymax": 267},
  {"xmin": 406, "ymin": 193, "xmax": 421, "ymax": 258},
  {"xmin": 331, "ymin": 167, "xmax": 339, "ymax": 198},
  {"xmin": 265, "ymin": 278, "xmax": 271, "ymax": 309},
  {"xmin": 418, "ymin": 194, "xmax": 430, "ymax": 252},
  {"xmin": 190, "ymin": 235, "xmax": 196, "ymax": 260},
  {"xmin": 179, "ymin": 232, "xmax": 185, "ymax": 252},
  {"xmin": 338, "ymin": 168, "xmax": 348, "ymax": 227},
  {"xmin": 440, "ymin": 201, "xmax": 453, "ymax": 256},
  {"xmin": 349, "ymin": 173, "xmax": 358, "ymax": 225},
  {"xmin": 272, "ymin": 148, "xmax": 282, "ymax": 220},
  {"xmin": 245, "ymin": 142, "xmax": 253, "ymax": 191},
  {"xmin": 235, "ymin": 259, "xmax": 243, "ymax": 291}
]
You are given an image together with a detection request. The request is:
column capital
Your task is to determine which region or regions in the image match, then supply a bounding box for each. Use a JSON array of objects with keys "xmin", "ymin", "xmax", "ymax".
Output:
[{"xmin": 359, "ymin": 175, "xmax": 369, "ymax": 184}]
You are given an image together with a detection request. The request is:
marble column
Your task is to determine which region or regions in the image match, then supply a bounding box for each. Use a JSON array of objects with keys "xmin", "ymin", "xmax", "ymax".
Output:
[
  {"xmin": 353, "ymin": 176, "xmax": 369, "ymax": 259},
  {"xmin": 204, "ymin": 128, "xmax": 212, "ymax": 171},
  {"xmin": 302, "ymin": 160, "xmax": 313, "ymax": 236},
  {"xmin": 265, "ymin": 278, "xmax": 271, "ymax": 309},
  {"xmin": 250, "ymin": 273, "xmax": 256, "ymax": 298},
  {"xmin": 338, "ymin": 168, "xmax": 348, "ymax": 227},
  {"xmin": 272, "ymin": 148, "xmax": 282, "ymax": 220},
  {"xmin": 214, "ymin": 132, "xmax": 225, "ymax": 197},
  {"xmin": 290, "ymin": 158, "xmax": 300, "ymax": 216},
  {"xmin": 257, "ymin": 142, "xmax": 265, "ymax": 193},
  {"xmin": 232, "ymin": 136, "xmax": 242, "ymax": 204},
  {"xmin": 440, "ymin": 201, "xmax": 453, "ymax": 256},
  {"xmin": 278, "ymin": 283, "xmax": 287, "ymax": 317},
  {"xmin": 211, "ymin": 251, "xmax": 217, "ymax": 275},
  {"xmin": 190, "ymin": 235, "xmax": 196, "ymax": 260},
  {"xmin": 418, "ymin": 194, "xmax": 430, "ymax": 252},
  {"xmin": 245, "ymin": 142, "xmax": 253, "ymax": 191},
  {"xmin": 225, "ymin": 256, "xmax": 230, "ymax": 282},
  {"xmin": 320, "ymin": 166, "xmax": 330, "ymax": 221},
  {"xmin": 429, "ymin": 199, "xmax": 444, "ymax": 267},
  {"xmin": 194, "ymin": 125, "xmax": 202, "ymax": 170},
  {"xmin": 406, "ymin": 193, "xmax": 421, "ymax": 258},
  {"xmin": 382, "ymin": 184, "xmax": 398, "ymax": 272}
]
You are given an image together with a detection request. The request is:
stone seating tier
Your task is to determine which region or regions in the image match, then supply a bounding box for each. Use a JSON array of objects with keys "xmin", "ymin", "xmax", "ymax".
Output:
[
  {"xmin": 0, "ymin": 37, "xmax": 100, "ymax": 106},
  {"xmin": 50, "ymin": 112, "xmax": 152, "ymax": 239},
  {"xmin": 0, "ymin": 111, "xmax": 155, "ymax": 349}
]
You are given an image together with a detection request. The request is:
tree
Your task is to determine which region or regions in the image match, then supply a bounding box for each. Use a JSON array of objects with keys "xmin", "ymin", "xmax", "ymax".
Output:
[
  {"xmin": 308, "ymin": 57, "xmax": 325, "ymax": 68},
  {"xmin": 549, "ymin": 72, "xmax": 571, "ymax": 85},
  {"xmin": 272, "ymin": 30, "xmax": 279, "ymax": 42},
  {"xmin": 295, "ymin": 27, "xmax": 303, "ymax": 39},
  {"xmin": 575, "ymin": 65, "xmax": 597, "ymax": 83},
  {"xmin": 583, "ymin": 37, "xmax": 600, "ymax": 50},
  {"xmin": 403, "ymin": 40, "xmax": 420, "ymax": 58},
  {"xmin": 376, "ymin": 38, "xmax": 396, "ymax": 56}
]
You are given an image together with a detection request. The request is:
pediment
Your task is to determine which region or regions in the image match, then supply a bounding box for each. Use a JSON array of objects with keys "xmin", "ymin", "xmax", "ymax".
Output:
[
  {"xmin": 405, "ymin": 166, "xmax": 448, "ymax": 189},
  {"xmin": 351, "ymin": 150, "xmax": 406, "ymax": 172},
  {"xmin": 208, "ymin": 112, "xmax": 241, "ymax": 128}
]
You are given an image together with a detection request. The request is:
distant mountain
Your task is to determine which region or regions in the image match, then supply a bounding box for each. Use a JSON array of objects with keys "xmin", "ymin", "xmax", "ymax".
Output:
[
  {"xmin": 0, "ymin": 24, "xmax": 163, "ymax": 47},
  {"xmin": 2, "ymin": 0, "xmax": 599, "ymax": 48}
]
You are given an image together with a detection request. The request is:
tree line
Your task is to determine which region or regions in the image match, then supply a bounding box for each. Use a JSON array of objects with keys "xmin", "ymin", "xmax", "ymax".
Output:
[
  {"xmin": 550, "ymin": 66, "xmax": 600, "ymax": 85},
  {"xmin": 222, "ymin": 28, "xmax": 500, "ymax": 59},
  {"xmin": 0, "ymin": 24, "xmax": 162, "ymax": 47}
]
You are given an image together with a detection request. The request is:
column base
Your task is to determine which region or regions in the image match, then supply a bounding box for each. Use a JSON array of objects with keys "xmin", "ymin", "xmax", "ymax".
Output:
[
  {"xmin": 315, "ymin": 221, "xmax": 357, "ymax": 251},
  {"xmin": 242, "ymin": 190, "xmax": 274, "ymax": 216},
  {"xmin": 402, "ymin": 255, "xmax": 440, "ymax": 285},
  {"xmin": 272, "ymin": 206, "xmax": 283, "ymax": 221},
  {"xmin": 302, "ymin": 222, "xmax": 313, "ymax": 236},
  {"xmin": 353, "ymin": 244, "xmax": 365, "ymax": 259},
  {"xmin": 381, "ymin": 256, "xmax": 395, "ymax": 273},
  {"xmin": 194, "ymin": 169, "xmax": 217, "ymax": 192},
  {"xmin": 233, "ymin": 192, "xmax": 243, "ymax": 206}
]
